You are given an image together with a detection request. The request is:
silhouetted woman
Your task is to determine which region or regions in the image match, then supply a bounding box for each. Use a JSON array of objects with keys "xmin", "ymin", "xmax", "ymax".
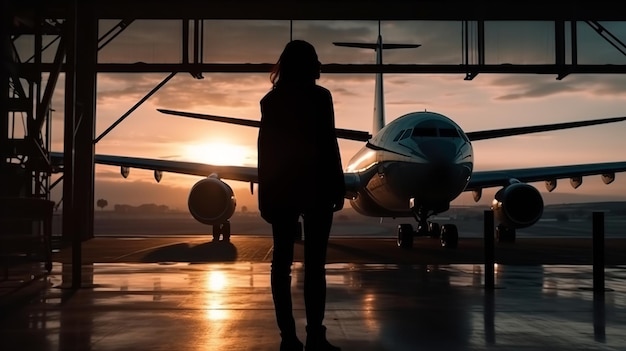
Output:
[{"xmin": 258, "ymin": 40, "xmax": 345, "ymax": 351}]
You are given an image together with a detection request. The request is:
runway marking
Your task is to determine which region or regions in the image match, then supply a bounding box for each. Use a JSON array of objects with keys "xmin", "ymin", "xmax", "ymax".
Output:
[{"xmin": 262, "ymin": 245, "xmax": 274, "ymax": 262}]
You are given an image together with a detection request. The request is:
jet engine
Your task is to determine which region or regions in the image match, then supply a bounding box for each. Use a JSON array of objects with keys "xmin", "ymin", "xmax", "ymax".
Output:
[
  {"xmin": 491, "ymin": 180, "xmax": 544, "ymax": 228},
  {"xmin": 187, "ymin": 175, "xmax": 236, "ymax": 225}
]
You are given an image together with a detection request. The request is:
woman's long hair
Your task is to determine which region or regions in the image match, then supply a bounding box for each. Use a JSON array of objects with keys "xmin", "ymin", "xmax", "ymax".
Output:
[{"xmin": 270, "ymin": 40, "xmax": 321, "ymax": 88}]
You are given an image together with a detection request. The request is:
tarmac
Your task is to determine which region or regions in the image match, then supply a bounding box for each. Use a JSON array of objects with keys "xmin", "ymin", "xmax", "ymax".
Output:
[{"xmin": 1, "ymin": 235, "xmax": 626, "ymax": 351}]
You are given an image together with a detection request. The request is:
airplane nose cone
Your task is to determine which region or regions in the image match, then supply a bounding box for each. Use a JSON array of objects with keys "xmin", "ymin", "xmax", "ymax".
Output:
[{"xmin": 417, "ymin": 140, "xmax": 472, "ymax": 196}]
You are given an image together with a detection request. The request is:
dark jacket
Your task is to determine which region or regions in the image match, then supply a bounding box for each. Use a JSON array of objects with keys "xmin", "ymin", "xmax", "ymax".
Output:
[{"xmin": 257, "ymin": 84, "xmax": 345, "ymax": 223}]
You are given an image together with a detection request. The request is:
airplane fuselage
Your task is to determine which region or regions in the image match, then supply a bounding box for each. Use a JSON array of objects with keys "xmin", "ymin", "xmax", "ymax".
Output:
[{"xmin": 345, "ymin": 111, "xmax": 473, "ymax": 217}]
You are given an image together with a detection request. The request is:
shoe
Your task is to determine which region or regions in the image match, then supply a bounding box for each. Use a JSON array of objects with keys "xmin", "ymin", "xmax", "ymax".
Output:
[
  {"xmin": 305, "ymin": 326, "xmax": 341, "ymax": 351},
  {"xmin": 280, "ymin": 335, "xmax": 303, "ymax": 351}
]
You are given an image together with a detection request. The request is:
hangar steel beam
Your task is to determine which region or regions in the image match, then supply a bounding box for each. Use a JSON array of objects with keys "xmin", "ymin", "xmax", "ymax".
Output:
[
  {"xmin": 555, "ymin": 20, "xmax": 567, "ymax": 80},
  {"xmin": 22, "ymin": 0, "xmax": 626, "ymax": 21},
  {"xmin": 1, "ymin": 0, "xmax": 9, "ymax": 166},
  {"xmin": 62, "ymin": 0, "xmax": 77, "ymax": 282},
  {"xmin": 585, "ymin": 20, "xmax": 626, "ymax": 56},
  {"xmin": 14, "ymin": 63, "xmax": 626, "ymax": 76},
  {"xmin": 463, "ymin": 20, "xmax": 485, "ymax": 81}
]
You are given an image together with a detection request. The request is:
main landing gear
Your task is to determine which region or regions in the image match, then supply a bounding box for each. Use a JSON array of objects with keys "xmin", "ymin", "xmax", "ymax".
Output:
[
  {"xmin": 212, "ymin": 220, "xmax": 231, "ymax": 242},
  {"xmin": 396, "ymin": 206, "xmax": 459, "ymax": 249},
  {"xmin": 495, "ymin": 224, "xmax": 516, "ymax": 243}
]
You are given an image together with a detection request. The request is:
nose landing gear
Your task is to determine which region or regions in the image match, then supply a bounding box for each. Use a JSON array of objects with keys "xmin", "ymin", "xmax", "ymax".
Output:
[{"xmin": 396, "ymin": 202, "xmax": 458, "ymax": 249}]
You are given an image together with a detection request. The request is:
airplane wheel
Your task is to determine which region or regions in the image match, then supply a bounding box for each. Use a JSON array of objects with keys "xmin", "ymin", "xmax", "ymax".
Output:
[
  {"xmin": 294, "ymin": 220, "xmax": 303, "ymax": 242},
  {"xmin": 222, "ymin": 221, "xmax": 231, "ymax": 241},
  {"xmin": 428, "ymin": 222, "xmax": 440, "ymax": 238},
  {"xmin": 397, "ymin": 224, "xmax": 414, "ymax": 249},
  {"xmin": 496, "ymin": 225, "xmax": 516, "ymax": 243},
  {"xmin": 440, "ymin": 224, "xmax": 458, "ymax": 248},
  {"xmin": 212, "ymin": 224, "xmax": 221, "ymax": 241}
]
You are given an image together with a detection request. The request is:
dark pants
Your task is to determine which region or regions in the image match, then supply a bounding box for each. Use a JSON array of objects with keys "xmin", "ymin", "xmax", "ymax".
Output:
[{"xmin": 271, "ymin": 208, "xmax": 333, "ymax": 337}]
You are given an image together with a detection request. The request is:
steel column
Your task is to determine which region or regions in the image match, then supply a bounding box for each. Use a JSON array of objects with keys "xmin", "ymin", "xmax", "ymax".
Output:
[
  {"xmin": 1, "ymin": 0, "xmax": 9, "ymax": 165},
  {"xmin": 62, "ymin": 1, "xmax": 76, "ymax": 245},
  {"xmin": 73, "ymin": 2, "xmax": 97, "ymax": 244},
  {"xmin": 483, "ymin": 210, "xmax": 495, "ymax": 290}
]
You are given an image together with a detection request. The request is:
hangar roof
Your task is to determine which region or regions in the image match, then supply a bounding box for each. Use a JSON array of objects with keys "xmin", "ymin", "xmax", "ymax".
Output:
[{"xmin": 10, "ymin": 1, "xmax": 626, "ymax": 21}]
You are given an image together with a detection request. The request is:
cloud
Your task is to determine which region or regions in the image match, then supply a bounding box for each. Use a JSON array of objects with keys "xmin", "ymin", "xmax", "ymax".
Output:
[
  {"xmin": 96, "ymin": 72, "xmax": 271, "ymax": 111},
  {"xmin": 483, "ymin": 74, "xmax": 626, "ymax": 101},
  {"xmin": 492, "ymin": 77, "xmax": 585, "ymax": 100}
]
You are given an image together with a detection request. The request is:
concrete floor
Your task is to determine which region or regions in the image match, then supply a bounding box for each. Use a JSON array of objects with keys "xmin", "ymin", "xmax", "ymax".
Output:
[{"xmin": 1, "ymin": 258, "xmax": 625, "ymax": 351}]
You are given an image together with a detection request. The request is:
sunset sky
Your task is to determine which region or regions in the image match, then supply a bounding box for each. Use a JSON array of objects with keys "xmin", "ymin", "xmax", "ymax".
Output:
[{"xmin": 21, "ymin": 19, "xmax": 626, "ymax": 212}]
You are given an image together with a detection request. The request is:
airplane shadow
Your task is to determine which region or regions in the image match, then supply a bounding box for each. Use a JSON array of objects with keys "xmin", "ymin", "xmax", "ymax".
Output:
[{"xmin": 140, "ymin": 240, "xmax": 238, "ymax": 263}]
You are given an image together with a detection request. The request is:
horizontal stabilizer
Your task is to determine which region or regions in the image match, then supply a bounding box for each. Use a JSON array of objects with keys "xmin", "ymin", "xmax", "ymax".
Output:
[
  {"xmin": 467, "ymin": 115, "xmax": 626, "ymax": 141},
  {"xmin": 333, "ymin": 42, "xmax": 421, "ymax": 50},
  {"xmin": 158, "ymin": 109, "xmax": 372, "ymax": 142}
]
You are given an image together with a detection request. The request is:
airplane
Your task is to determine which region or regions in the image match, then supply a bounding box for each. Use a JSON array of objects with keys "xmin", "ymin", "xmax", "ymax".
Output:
[{"xmin": 51, "ymin": 35, "xmax": 626, "ymax": 248}]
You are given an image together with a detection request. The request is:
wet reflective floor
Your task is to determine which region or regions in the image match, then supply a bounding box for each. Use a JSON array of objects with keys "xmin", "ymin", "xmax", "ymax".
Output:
[{"xmin": 1, "ymin": 261, "xmax": 625, "ymax": 351}]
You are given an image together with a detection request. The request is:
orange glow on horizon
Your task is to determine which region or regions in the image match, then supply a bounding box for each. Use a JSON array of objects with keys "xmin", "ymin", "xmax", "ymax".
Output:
[{"xmin": 183, "ymin": 141, "xmax": 256, "ymax": 166}]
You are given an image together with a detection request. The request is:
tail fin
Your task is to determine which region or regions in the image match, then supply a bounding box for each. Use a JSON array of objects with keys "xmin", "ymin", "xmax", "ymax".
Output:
[{"xmin": 333, "ymin": 35, "xmax": 420, "ymax": 134}]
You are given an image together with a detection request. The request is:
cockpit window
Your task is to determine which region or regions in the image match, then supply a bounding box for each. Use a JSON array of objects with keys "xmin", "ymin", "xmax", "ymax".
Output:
[
  {"xmin": 439, "ymin": 128, "xmax": 460, "ymax": 138},
  {"xmin": 412, "ymin": 127, "xmax": 437, "ymax": 137},
  {"xmin": 400, "ymin": 128, "xmax": 412, "ymax": 140},
  {"xmin": 392, "ymin": 130, "xmax": 405, "ymax": 142}
]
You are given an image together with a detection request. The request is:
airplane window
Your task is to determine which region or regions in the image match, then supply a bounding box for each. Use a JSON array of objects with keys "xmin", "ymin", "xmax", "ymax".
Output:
[
  {"xmin": 412, "ymin": 127, "xmax": 437, "ymax": 137},
  {"xmin": 400, "ymin": 128, "xmax": 412, "ymax": 140},
  {"xmin": 392, "ymin": 129, "xmax": 405, "ymax": 142},
  {"xmin": 439, "ymin": 128, "xmax": 460, "ymax": 137}
]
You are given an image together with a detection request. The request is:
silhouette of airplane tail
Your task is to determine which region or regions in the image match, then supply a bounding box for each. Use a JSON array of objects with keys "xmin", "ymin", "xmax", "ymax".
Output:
[{"xmin": 333, "ymin": 36, "xmax": 420, "ymax": 134}]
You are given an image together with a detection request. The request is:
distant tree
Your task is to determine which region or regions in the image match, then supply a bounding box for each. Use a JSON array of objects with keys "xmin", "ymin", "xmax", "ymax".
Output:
[{"xmin": 97, "ymin": 198, "xmax": 108, "ymax": 210}]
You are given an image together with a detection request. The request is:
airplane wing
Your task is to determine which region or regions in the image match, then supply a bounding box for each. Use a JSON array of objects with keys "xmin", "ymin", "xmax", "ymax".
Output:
[
  {"xmin": 49, "ymin": 152, "xmax": 258, "ymax": 183},
  {"xmin": 50, "ymin": 151, "xmax": 367, "ymax": 199},
  {"xmin": 466, "ymin": 161, "xmax": 626, "ymax": 190},
  {"xmin": 160, "ymin": 109, "xmax": 626, "ymax": 143},
  {"xmin": 157, "ymin": 109, "xmax": 372, "ymax": 142},
  {"xmin": 466, "ymin": 116, "xmax": 626, "ymax": 141}
]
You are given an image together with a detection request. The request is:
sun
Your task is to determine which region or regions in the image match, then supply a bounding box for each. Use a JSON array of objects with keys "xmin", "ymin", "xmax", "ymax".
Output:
[{"xmin": 183, "ymin": 141, "xmax": 255, "ymax": 166}]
